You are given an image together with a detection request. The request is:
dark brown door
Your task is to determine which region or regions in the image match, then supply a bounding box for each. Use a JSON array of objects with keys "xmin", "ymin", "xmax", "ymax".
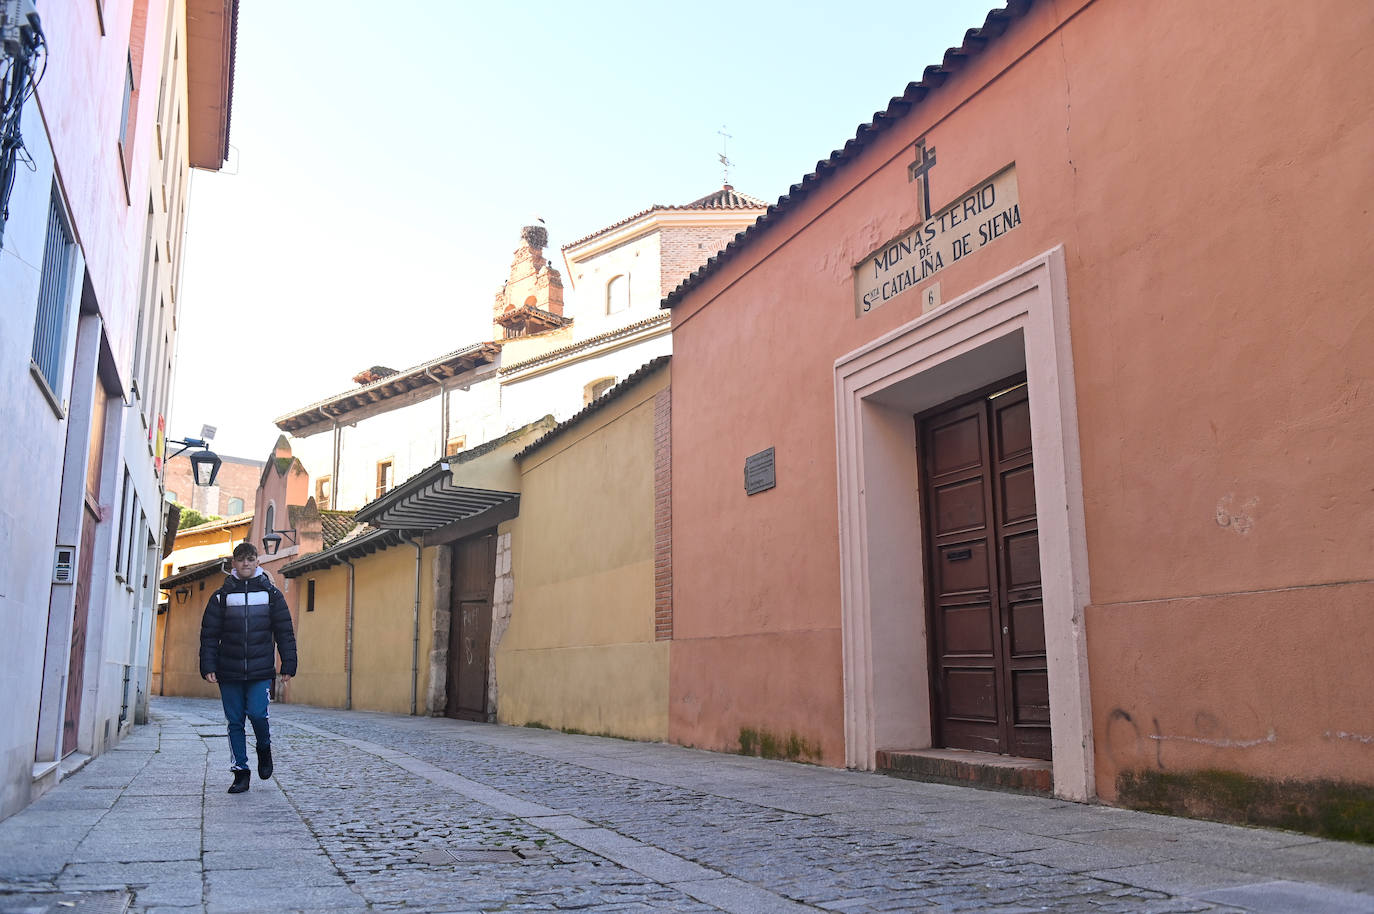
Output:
[
  {"xmin": 62, "ymin": 502, "xmax": 99, "ymax": 756},
  {"xmin": 918, "ymin": 379, "xmax": 1050, "ymax": 760},
  {"xmin": 445, "ymin": 532, "xmax": 496, "ymax": 721}
]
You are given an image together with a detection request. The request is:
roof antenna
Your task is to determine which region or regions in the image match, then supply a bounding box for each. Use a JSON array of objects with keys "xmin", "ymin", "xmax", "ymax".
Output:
[{"xmin": 717, "ymin": 126, "xmax": 733, "ymax": 189}]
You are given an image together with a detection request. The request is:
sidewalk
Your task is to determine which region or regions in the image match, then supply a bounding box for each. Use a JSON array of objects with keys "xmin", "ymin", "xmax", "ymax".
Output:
[{"xmin": 0, "ymin": 697, "xmax": 1370, "ymax": 913}]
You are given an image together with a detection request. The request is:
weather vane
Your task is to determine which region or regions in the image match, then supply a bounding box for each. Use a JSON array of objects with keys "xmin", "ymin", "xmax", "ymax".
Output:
[{"xmin": 717, "ymin": 126, "xmax": 733, "ymax": 186}]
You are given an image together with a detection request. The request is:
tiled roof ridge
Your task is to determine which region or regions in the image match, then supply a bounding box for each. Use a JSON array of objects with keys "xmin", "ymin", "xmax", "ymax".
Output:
[
  {"xmin": 498, "ymin": 312, "xmax": 670, "ymax": 377},
  {"xmin": 662, "ymin": 0, "xmax": 1033, "ymax": 309},
  {"xmin": 562, "ymin": 186, "xmax": 769, "ymax": 251}
]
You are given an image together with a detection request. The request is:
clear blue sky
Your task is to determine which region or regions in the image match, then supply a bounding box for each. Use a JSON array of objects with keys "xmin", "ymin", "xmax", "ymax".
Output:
[{"xmin": 170, "ymin": 0, "xmax": 999, "ymax": 460}]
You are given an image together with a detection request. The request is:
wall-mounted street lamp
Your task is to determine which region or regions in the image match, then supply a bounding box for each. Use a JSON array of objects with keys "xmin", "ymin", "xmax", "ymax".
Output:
[
  {"xmin": 261, "ymin": 528, "xmax": 298, "ymax": 556},
  {"xmin": 174, "ymin": 586, "xmax": 191, "ymax": 604},
  {"xmin": 166, "ymin": 436, "xmax": 222, "ymax": 487}
]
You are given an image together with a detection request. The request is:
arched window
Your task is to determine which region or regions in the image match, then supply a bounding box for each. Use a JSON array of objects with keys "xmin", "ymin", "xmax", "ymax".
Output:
[
  {"xmin": 227, "ymin": 497, "xmax": 244, "ymax": 515},
  {"xmin": 264, "ymin": 503, "xmax": 275, "ymax": 534},
  {"xmin": 606, "ymin": 274, "xmax": 629, "ymax": 314},
  {"xmin": 584, "ymin": 377, "xmax": 616, "ymax": 405}
]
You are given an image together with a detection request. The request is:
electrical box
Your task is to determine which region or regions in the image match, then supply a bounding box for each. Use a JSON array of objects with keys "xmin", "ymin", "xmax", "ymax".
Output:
[
  {"xmin": 0, "ymin": 0, "xmax": 38, "ymax": 58},
  {"xmin": 53, "ymin": 545, "xmax": 75, "ymax": 584}
]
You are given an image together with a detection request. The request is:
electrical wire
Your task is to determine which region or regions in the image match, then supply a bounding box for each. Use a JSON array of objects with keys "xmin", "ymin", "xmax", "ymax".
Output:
[{"xmin": 0, "ymin": 15, "xmax": 47, "ymax": 249}]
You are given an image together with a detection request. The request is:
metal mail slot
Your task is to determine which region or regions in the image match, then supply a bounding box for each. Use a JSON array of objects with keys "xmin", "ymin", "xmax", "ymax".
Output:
[{"xmin": 946, "ymin": 548, "xmax": 973, "ymax": 561}]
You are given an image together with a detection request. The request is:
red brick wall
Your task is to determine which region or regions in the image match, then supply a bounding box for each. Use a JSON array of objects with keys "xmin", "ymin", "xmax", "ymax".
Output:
[
  {"xmin": 163, "ymin": 455, "xmax": 262, "ymax": 516},
  {"xmin": 659, "ymin": 225, "xmax": 754, "ymax": 298},
  {"xmin": 653, "ymin": 387, "xmax": 672, "ymax": 640}
]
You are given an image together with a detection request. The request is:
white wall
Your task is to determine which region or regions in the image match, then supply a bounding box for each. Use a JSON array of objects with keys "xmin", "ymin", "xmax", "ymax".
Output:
[
  {"xmin": 563, "ymin": 231, "xmax": 663, "ymax": 341},
  {"xmin": 289, "ymin": 378, "xmax": 504, "ymax": 512},
  {"xmin": 500, "ymin": 331, "xmax": 671, "ymax": 432},
  {"xmin": 0, "ymin": 105, "xmax": 75, "ymax": 819}
]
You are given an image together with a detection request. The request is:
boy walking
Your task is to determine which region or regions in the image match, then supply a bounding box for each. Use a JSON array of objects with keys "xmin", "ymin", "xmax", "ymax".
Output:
[{"xmin": 200, "ymin": 542, "xmax": 298, "ymax": 794}]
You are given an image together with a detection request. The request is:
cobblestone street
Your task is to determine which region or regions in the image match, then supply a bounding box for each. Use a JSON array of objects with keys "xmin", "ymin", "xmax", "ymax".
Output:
[{"xmin": 1, "ymin": 698, "xmax": 1371, "ymax": 913}]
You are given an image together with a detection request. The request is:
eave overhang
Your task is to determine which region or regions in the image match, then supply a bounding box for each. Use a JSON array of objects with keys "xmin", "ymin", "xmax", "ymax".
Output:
[
  {"xmin": 353, "ymin": 462, "xmax": 519, "ymax": 533},
  {"xmin": 160, "ymin": 556, "xmax": 229, "ymax": 589},
  {"xmin": 280, "ymin": 528, "xmax": 409, "ymax": 578},
  {"xmin": 186, "ymin": 0, "xmax": 239, "ymax": 170},
  {"xmin": 274, "ymin": 343, "xmax": 500, "ymax": 435}
]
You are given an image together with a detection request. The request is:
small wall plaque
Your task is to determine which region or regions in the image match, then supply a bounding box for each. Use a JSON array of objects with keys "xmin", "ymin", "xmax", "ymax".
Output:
[{"xmin": 745, "ymin": 447, "xmax": 776, "ymax": 496}]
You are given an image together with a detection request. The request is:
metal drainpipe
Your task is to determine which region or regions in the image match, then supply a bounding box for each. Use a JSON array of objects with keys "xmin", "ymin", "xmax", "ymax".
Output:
[
  {"xmin": 319, "ymin": 405, "xmax": 341, "ymax": 509},
  {"xmin": 342, "ymin": 557, "xmax": 355, "ymax": 710},
  {"xmin": 424, "ymin": 367, "xmax": 447, "ymax": 456},
  {"xmin": 402, "ymin": 533, "xmax": 422, "ymax": 716}
]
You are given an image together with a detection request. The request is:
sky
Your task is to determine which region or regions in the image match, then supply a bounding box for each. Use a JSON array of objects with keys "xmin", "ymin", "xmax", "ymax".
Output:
[{"xmin": 169, "ymin": 0, "xmax": 999, "ymax": 460}]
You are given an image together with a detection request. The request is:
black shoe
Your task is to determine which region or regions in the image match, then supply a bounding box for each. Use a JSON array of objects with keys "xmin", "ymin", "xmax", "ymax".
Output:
[
  {"xmin": 228, "ymin": 769, "xmax": 250, "ymax": 794},
  {"xmin": 256, "ymin": 745, "xmax": 273, "ymax": 780}
]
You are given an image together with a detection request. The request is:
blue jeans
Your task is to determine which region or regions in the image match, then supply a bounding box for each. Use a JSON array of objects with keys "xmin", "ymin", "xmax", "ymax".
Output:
[{"xmin": 218, "ymin": 679, "xmax": 271, "ymax": 771}]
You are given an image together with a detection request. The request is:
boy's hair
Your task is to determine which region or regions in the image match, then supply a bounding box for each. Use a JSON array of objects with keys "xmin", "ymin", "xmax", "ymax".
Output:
[{"xmin": 232, "ymin": 542, "xmax": 259, "ymax": 561}]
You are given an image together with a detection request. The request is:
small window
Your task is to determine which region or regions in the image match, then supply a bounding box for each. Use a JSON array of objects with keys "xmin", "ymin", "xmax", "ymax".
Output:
[
  {"xmin": 445, "ymin": 436, "xmax": 466, "ymax": 457},
  {"xmin": 118, "ymin": 52, "xmax": 134, "ymax": 151},
  {"xmin": 227, "ymin": 497, "xmax": 245, "ymax": 515},
  {"xmin": 606, "ymin": 274, "xmax": 629, "ymax": 315},
  {"xmin": 584, "ymin": 377, "xmax": 616, "ymax": 405},
  {"xmin": 264, "ymin": 504, "xmax": 275, "ymax": 535},
  {"xmin": 316, "ymin": 475, "xmax": 332, "ymax": 508},
  {"xmin": 166, "ymin": 490, "xmax": 177, "ymax": 504},
  {"xmin": 306, "ymin": 579, "xmax": 316, "ymax": 612},
  {"xmin": 376, "ymin": 460, "xmax": 394, "ymax": 499},
  {"xmin": 30, "ymin": 189, "xmax": 77, "ymax": 400}
]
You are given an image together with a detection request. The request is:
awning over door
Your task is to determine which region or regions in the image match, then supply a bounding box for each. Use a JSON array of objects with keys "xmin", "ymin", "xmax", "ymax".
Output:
[{"xmin": 353, "ymin": 461, "xmax": 520, "ymax": 545}]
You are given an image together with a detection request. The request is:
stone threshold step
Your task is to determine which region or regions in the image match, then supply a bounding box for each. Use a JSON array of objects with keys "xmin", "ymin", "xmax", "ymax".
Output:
[{"xmin": 876, "ymin": 747, "xmax": 1053, "ymax": 795}]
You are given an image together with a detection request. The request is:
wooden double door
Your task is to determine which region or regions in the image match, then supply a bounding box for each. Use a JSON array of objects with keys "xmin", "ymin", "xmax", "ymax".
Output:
[
  {"xmin": 445, "ymin": 532, "xmax": 496, "ymax": 721},
  {"xmin": 918, "ymin": 378, "xmax": 1051, "ymax": 760}
]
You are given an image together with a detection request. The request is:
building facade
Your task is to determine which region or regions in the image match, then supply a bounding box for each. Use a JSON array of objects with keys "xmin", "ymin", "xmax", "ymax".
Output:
[
  {"xmin": 663, "ymin": 0, "xmax": 1373, "ymax": 836},
  {"xmin": 0, "ymin": 0, "xmax": 236, "ymax": 822}
]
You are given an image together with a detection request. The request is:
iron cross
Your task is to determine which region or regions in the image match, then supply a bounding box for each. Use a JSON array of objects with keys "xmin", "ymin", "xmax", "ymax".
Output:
[{"xmin": 907, "ymin": 139, "xmax": 937, "ymax": 220}]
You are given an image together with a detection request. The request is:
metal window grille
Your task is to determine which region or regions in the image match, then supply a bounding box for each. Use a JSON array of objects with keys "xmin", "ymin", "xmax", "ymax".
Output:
[{"xmin": 30, "ymin": 190, "xmax": 75, "ymax": 393}]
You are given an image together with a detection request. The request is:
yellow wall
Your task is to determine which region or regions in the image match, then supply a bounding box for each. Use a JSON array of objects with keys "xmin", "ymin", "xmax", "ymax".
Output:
[
  {"xmin": 286, "ymin": 563, "xmax": 350, "ymax": 708},
  {"xmin": 346, "ymin": 544, "xmax": 437, "ymax": 715},
  {"xmin": 496, "ymin": 364, "xmax": 669, "ymax": 739},
  {"xmin": 156, "ymin": 578, "xmax": 220, "ymax": 700}
]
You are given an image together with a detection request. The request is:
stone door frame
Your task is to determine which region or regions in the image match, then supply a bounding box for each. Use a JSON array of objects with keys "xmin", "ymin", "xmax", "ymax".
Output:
[{"xmin": 833, "ymin": 246, "xmax": 1095, "ymax": 800}]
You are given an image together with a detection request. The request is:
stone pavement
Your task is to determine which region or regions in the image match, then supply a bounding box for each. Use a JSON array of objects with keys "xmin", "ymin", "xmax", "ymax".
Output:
[{"xmin": 1, "ymin": 699, "xmax": 1371, "ymax": 914}]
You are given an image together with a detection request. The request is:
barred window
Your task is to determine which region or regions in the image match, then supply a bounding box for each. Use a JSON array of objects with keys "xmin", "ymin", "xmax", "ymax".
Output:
[{"xmin": 31, "ymin": 189, "xmax": 77, "ymax": 400}]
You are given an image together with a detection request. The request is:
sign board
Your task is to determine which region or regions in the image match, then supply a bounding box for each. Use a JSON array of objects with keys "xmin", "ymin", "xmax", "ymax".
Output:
[
  {"xmin": 744, "ymin": 447, "xmax": 776, "ymax": 496},
  {"xmin": 856, "ymin": 165, "xmax": 1021, "ymax": 317}
]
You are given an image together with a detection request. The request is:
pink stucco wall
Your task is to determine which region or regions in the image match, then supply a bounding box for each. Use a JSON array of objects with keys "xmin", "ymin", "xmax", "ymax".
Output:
[
  {"xmin": 668, "ymin": 0, "xmax": 1374, "ymax": 795},
  {"xmin": 37, "ymin": 0, "xmax": 169, "ymax": 378}
]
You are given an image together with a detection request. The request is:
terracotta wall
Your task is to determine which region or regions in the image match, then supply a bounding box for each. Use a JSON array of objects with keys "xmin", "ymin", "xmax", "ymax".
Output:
[
  {"xmin": 668, "ymin": 0, "xmax": 1374, "ymax": 792},
  {"xmin": 496, "ymin": 364, "xmax": 670, "ymax": 740}
]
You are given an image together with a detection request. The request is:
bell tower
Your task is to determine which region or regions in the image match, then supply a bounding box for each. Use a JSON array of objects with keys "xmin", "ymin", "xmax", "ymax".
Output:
[{"xmin": 492, "ymin": 222, "xmax": 567, "ymax": 339}]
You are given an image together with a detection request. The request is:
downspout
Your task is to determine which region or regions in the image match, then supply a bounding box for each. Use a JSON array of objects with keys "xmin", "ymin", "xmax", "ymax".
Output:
[
  {"xmin": 342, "ymin": 558, "xmax": 355, "ymax": 710},
  {"xmin": 402, "ymin": 533, "xmax": 422, "ymax": 715},
  {"xmin": 424, "ymin": 367, "xmax": 448, "ymax": 456},
  {"xmin": 319, "ymin": 405, "xmax": 342, "ymax": 509}
]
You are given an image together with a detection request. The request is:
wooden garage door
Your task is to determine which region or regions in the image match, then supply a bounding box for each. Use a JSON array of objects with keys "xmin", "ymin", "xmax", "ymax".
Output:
[{"xmin": 917, "ymin": 378, "xmax": 1050, "ymax": 760}]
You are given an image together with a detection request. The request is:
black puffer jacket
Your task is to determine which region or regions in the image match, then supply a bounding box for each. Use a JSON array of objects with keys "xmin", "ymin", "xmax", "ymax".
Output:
[{"xmin": 199, "ymin": 568, "xmax": 298, "ymax": 681}]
